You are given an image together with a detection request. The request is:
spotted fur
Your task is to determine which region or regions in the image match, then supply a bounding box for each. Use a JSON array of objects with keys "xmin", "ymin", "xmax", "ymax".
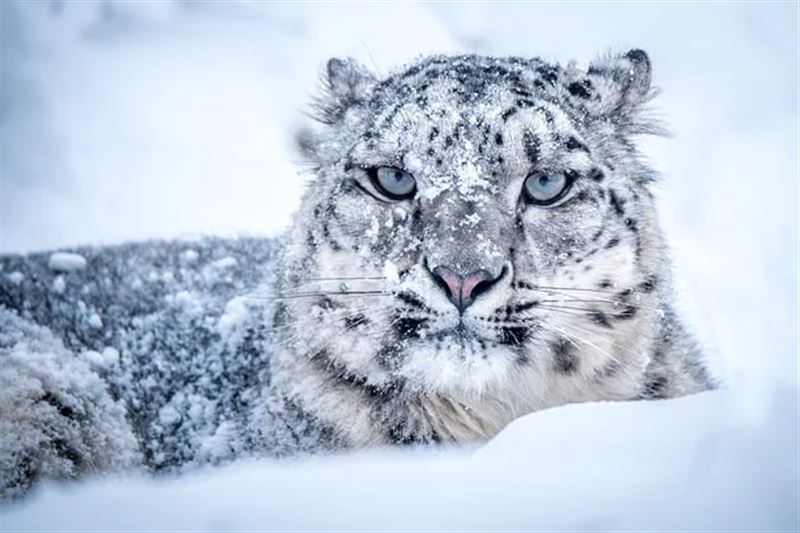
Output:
[{"xmin": 266, "ymin": 50, "xmax": 713, "ymax": 447}]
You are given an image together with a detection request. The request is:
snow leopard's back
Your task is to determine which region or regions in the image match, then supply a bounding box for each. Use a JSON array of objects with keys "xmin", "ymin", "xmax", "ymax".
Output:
[{"xmin": 0, "ymin": 237, "xmax": 281, "ymax": 487}]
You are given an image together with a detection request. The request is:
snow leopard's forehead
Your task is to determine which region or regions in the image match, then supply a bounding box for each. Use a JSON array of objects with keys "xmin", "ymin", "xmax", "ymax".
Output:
[
  {"xmin": 366, "ymin": 55, "xmax": 577, "ymax": 131},
  {"xmin": 311, "ymin": 53, "xmax": 656, "ymax": 203}
]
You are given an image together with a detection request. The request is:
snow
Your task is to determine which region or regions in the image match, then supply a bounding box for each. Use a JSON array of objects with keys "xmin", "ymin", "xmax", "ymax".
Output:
[
  {"xmin": 79, "ymin": 348, "xmax": 117, "ymax": 370},
  {"xmin": 2, "ymin": 389, "xmax": 795, "ymax": 531},
  {"xmin": 1, "ymin": 1, "xmax": 797, "ymax": 529},
  {"xmin": 216, "ymin": 296, "xmax": 250, "ymax": 339},
  {"xmin": 5, "ymin": 271, "xmax": 24, "ymax": 285},
  {"xmin": 87, "ymin": 313, "xmax": 103, "ymax": 329},
  {"xmin": 179, "ymin": 249, "xmax": 199, "ymax": 265},
  {"xmin": 382, "ymin": 260, "xmax": 400, "ymax": 285},
  {"xmin": 51, "ymin": 275, "xmax": 66, "ymax": 294},
  {"xmin": 47, "ymin": 252, "xmax": 87, "ymax": 272}
]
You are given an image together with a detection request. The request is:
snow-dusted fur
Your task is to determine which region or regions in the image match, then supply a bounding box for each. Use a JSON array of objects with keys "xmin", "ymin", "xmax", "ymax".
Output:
[
  {"xmin": 0, "ymin": 239, "xmax": 282, "ymax": 498},
  {"xmin": 270, "ymin": 51, "xmax": 712, "ymax": 446},
  {"xmin": 0, "ymin": 51, "xmax": 712, "ymax": 498}
]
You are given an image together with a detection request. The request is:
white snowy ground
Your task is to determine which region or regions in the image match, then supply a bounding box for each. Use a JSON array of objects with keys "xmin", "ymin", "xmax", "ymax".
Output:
[{"xmin": 1, "ymin": 1, "xmax": 798, "ymax": 531}]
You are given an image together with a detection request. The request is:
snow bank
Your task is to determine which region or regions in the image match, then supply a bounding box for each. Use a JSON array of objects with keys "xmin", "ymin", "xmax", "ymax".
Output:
[
  {"xmin": 47, "ymin": 252, "xmax": 87, "ymax": 272},
  {"xmin": 3, "ymin": 389, "xmax": 796, "ymax": 531}
]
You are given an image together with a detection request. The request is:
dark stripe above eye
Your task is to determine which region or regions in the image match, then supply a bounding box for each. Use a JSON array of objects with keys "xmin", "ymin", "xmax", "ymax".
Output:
[{"xmin": 523, "ymin": 131, "xmax": 540, "ymax": 164}]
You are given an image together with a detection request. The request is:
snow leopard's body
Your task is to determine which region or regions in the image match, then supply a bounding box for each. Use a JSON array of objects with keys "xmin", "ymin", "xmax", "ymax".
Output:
[{"xmin": 0, "ymin": 51, "xmax": 712, "ymax": 498}]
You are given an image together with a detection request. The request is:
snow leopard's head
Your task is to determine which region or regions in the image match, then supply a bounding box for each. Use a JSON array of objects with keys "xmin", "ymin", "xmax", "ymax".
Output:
[{"xmin": 282, "ymin": 52, "xmax": 665, "ymax": 402}]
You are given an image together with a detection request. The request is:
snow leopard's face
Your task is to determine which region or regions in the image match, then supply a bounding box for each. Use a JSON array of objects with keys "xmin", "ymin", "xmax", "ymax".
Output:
[{"xmin": 283, "ymin": 52, "xmax": 662, "ymax": 400}]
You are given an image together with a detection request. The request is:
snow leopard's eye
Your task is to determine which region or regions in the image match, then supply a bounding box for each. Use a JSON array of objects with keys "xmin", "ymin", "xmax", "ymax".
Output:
[
  {"xmin": 523, "ymin": 170, "xmax": 575, "ymax": 205},
  {"xmin": 368, "ymin": 166, "xmax": 417, "ymax": 201}
]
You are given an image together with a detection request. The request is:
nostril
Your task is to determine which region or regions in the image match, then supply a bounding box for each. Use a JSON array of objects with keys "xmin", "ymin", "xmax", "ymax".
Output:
[
  {"xmin": 468, "ymin": 265, "xmax": 507, "ymax": 302},
  {"xmin": 469, "ymin": 277, "xmax": 496, "ymax": 301},
  {"xmin": 459, "ymin": 270, "xmax": 493, "ymax": 304}
]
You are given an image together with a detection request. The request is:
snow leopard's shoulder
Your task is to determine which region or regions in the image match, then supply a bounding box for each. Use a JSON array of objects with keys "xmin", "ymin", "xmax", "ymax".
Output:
[{"xmin": 0, "ymin": 237, "xmax": 283, "ymax": 472}]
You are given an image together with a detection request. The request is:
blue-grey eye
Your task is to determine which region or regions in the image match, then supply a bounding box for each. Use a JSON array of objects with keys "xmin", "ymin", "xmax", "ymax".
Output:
[
  {"xmin": 368, "ymin": 166, "xmax": 416, "ymax": 200},
  {"xmin": 523, "ymin": 170, "xmax": 574, "ymax": 205}
]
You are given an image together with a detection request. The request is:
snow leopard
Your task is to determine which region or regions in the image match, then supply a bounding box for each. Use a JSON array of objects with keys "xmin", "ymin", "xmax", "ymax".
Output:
[{"xmin": 0, "ymin": 50, "xmax": 712, "ymax": 498}]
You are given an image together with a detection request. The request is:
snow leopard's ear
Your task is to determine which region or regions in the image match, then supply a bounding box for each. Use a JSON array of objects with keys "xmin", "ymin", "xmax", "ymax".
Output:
[
  {"xmin": 313, "ymin": 57, "xmax": 376, "ymax": 126},
  {"xmin": 297, "ymin": 58, "xmax": 376, "ymax": 163},
  {"xmin": 567, "ymin": 49, "xmax": 661, "ymax": 135}
]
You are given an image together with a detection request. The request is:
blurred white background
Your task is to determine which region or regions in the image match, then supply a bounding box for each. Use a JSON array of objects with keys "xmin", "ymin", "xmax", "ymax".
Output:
[{"xmin": 1, "ymin": 3, "xmax": 797, "ymax": 527}]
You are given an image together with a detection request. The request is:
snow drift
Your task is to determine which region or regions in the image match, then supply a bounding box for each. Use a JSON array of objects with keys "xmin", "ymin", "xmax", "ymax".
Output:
[{"xmin": 2, "ymin": 388, "xmax": 796, "ymax": 531}]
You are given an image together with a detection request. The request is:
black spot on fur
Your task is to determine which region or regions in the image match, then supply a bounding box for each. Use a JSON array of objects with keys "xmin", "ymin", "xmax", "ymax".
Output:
[
  {"xmin": 605, "ymin": 237, "xmax": 620, "ymax": 249},
  {"xmin": 614, "ymin": 304, "xmax": 638, "ymax": 321},
  {"xmin": 551, "ymin": 338, "xmax": 578, "ymax": 374},
  {"xmin": 343, "ymin": 314, "xmax": 369, "ymax": 329},
  {"xmin": 598, "ymin": 359, "xmax": 624, "ymax": 379},
  {"xmin": 501, "ymin": 107, "xmax": 518, "ymax": 121},
  {"xmin": 641, "ymin": 375, "xmax": 669, "ymax": 399},
  {"xmin": 500, "ymin": 326, "xmax": 529, "ymax": 346},
  {"xmin": 638, "ymin": 274, "xmax": 658, "ymax": 293},
  {"xmin": 588, "ymin": 168, "xmax": 605, "ymax": 182},
  {"xmin": 311, "ymin": 349, "xmax": 399, "ymax": 403},
  {"xmin": 625, "ymin": 48, "xmax": 649, "ymax": 64},
  {"xmin": 394, "ymin": 317, "xmax": 424, "ymax": 339},
  {"xmin": 429, "ymin": 127, "xmax": 439, "ymax": 142},
  {"xmin": 535, "ymin": 65, "xmax": 558, "ymax": 85},
  {"xmin": 510, "ymin": 301, "xmax": 539, "ymax": 313},
  {"xmin": 316, "ymin": 296, "xmax": 338, "ymax": 311},
  {"xmin": 396, "ymin": 291, "xmax": 432, "ymax": 313},
  {"xmin": 495, "ymin": 132, "xmax": 503, "ymax": 145},
  {"xmin": 387, "ymin": 422, "xmax": 440, "ymax": 446},
  {"xmin": 321, "ymin": 222, "xmax": 342, "ymax": 251},
  {"xmin": 565, "ymin": 136, "xmax": 589, "ymax": 153},
  {"xmin": 588, "ymin": 310, "xmax": 612, "ymax": 328},
  {"xmin": 567, "ymin": 79, "xmax": 592, "ymax": 99},
  {"xmin": 272, "ymin": 303, "xmax": 289, "ymax": 328},
  {"xmin": 52, "ymin": 439, "xmax": 83, "ymax": 468},
  {"xmin": 42, "ymin": 392, "xmax": 76, "ymax": 420},
  {"xmin": 608, "ymin": 190, "xmax": 625, "ymax": 217},
  {"xmin": 523, "ymin": 131, "xmax": 540, "ymax": 164},
  {"xmin": 376, "ymin": 343, "xmax": 404, "ymax": 371},
  {"xmin": 574, "ymin": 190, "xmax": 589, "ymax": 203}
]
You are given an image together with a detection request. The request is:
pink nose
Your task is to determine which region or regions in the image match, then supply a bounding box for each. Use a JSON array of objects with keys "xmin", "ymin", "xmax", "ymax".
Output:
[{"xmin": 431, "ymin": 266, "xmax": 498, "ymax": 312}]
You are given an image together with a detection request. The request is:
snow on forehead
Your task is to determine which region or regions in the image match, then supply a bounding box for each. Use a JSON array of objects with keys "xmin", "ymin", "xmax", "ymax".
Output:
[{"xmin": 375, "ymin": 78, "xmax": 516, "ymax": 201}]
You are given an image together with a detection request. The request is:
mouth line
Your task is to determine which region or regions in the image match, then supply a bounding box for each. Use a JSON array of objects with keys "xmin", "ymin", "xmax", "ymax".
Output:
[{"xmin": 428, "ymin": 320, "xmax": 487, "ymax": 343}]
